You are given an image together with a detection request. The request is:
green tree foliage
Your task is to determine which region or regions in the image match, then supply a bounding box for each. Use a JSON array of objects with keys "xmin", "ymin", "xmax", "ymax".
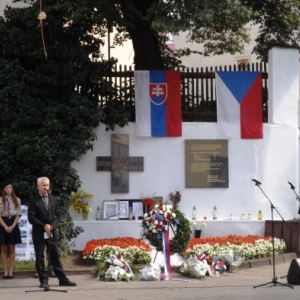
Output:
[
  {"xmin": 0, "ymin": 1, "xmax": 124, "ymax": 254},
  {"xmin": 240, "ymin": 0, "xmax": 300, "ymax": 61},
  {"xmin": 84, "ymin": 0, "xmax": 300, "ymax": 68}
]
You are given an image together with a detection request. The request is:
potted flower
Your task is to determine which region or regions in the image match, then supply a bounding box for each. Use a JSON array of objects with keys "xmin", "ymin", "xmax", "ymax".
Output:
[
  {"xmin": 191, "ymin": 222, "xmax": 206, "ymax": 238},
  {"xmin": 169, "ymin": 189, "xmax": 181, "ymax": 206},
  {"xmin": 71, "ymin": 189, "xmax": 94, "ymax": 220}
]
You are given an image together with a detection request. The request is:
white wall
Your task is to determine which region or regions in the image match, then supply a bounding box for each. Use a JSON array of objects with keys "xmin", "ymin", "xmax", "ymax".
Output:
[
  {"xmin": 70, "ymin": 48, "xmax": 299, "ymax": 230},
  {"xmin": 71, "ymin": 122, "xmax": 299, "ymax": 223}
]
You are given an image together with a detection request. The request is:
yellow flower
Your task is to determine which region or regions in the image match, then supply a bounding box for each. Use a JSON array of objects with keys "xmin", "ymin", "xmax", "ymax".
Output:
[
  {"xmin": 70, "ymin": 189, "xmax": 93, "ymax": 213},
  {"xmin": 75, "ymin": 207, "xmax": 81, "ymax": 213},
  {"xmin": 81, "ymin": 204, "xmax": 89, "ymax": 212}
]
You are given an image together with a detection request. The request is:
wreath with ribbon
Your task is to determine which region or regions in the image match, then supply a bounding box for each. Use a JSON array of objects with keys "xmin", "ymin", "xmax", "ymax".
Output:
[{"xmin": 141, "ymin": 199, "xmax": 191, "ymax": 255}]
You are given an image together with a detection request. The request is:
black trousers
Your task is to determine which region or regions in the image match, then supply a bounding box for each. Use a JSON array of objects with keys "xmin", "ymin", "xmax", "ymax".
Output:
[{"xmin": 33, "ymin": 239, "xmax": 67, "ymax": 283}]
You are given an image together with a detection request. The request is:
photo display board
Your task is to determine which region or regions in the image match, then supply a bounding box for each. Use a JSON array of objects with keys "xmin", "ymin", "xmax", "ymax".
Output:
[{"xmin": 15, "ymin": 205, "xmax": 35, "ymax": 261}]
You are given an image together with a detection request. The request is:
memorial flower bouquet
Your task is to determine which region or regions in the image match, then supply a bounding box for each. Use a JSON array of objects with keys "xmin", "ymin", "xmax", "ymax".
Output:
[
  {"xmin": 141, "ymin": 197, "xmax": 191, "ymax": 254},
  {"xmin": 71, "ymin": 189, "xmax": 94, "ymax": 213},
  {"xmin": 169, "ymin": 189, "xmax": 181, "ymax": 206},
  {"xmin": 142, "ymin": 203, "xmax": 177, "ymax": 239}
]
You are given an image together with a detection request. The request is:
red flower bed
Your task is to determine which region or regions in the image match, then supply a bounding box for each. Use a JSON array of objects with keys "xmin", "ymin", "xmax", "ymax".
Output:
[
  {"xmin": 82, "ymin": 237, "xmax": 152, "ymax": 257},
  {"xmin": 187, "ymin": 234, "xmax": 271, "ymax": 250}
]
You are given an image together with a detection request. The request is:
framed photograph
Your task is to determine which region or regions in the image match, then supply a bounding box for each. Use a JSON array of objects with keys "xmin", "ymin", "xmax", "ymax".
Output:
[
  {"xmin": 101, "ymin": 200, "xmax": 119, "ymax": 220},
  {"xmin": 129, "ymin": 199, "xmax": 146, "ymax": 220},
  {"xmin": 118, "ymin": 200, "xmax": 129, "ymax": 219},
  {"xmin": 153, "ymin": 196, "xmax": 163, "ymax": 205}
]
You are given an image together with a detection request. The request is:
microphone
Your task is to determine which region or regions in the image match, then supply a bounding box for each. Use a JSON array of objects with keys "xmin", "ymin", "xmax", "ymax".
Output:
[
  {"xmin": 288, "ymin": 181, "xmax": 295, "ymax": 190},
  {"xmin": 251, "ymin": 178, "xmax": 261, "ymax": 185},
  {"xmin": 44, "ymin": 188, "xmax": 49, "ymax": 192}
]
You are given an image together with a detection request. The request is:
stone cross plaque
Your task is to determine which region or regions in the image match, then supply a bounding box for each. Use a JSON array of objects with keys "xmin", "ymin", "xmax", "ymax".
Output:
[{"xmin": 96, "ymin": 134, "xmax": 144, "ymax": 193}]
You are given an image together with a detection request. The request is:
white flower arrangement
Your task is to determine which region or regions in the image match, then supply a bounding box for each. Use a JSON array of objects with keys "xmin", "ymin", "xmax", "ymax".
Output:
[
  {"xmin": 141, "ymin": 199, "xmax": 191, "ymax": 254},
  {"xmin": 83, "ymin": 245, "xmax": 152, "ymax": 265},
  {"xmin": 190, "ymin": 222, "xmax": 207, "ymax": 231},
  {"xmin": 142, "ymin": 204, "xmax": 177, "ymax": 237},
  {"xmin": 190, "ymin": 221, "xmax": 197, "ymax": 232},
  {"xmin": 198, "ymin": 222, "xmax": 207, "ymax": 230},
  {"xmin": 185, "ymin": 237, "xmax": 286, "ymax": 260}
]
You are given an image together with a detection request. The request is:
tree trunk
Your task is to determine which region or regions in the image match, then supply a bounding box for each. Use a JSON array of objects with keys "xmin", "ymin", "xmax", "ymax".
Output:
[
  {"xmin": 127, "ymin": 22, "xmax": 164, "ymax": 70},
  {"xmin": 120, "ymin": 0, "xmax": 165, "ymax": 70}
]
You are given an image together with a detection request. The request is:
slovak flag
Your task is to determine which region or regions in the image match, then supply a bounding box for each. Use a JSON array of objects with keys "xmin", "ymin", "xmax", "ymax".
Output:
[
  {"xmin": 134, "ymin": 70, "xmax": 182, "ymax": 137},
  {"xmin": 216, "ymin": 71, "xmax": 263, "ymax": 139}
]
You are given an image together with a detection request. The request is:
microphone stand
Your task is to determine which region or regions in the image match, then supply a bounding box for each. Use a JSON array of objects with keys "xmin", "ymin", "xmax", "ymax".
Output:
[
  {"xmin": 279, "ymin": 181, "xmax": 300, "ymax": 280},
  {"xmin": 287, "ymin": 181, "xmax": 300, "ymax": 214},
  {"xmin": 252, "ymin": 179, "xmax": 293, "ymax": 289}
]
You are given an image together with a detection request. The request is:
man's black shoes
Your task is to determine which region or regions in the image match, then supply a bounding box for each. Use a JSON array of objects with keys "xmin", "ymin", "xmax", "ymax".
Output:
[
  {"xmin": 39, "ymin": 279, "xmax": 76, "ymax": 288},
  {"xmin": 59, "ymin": 279, "xmax": 77, "ymax": 286},
  {"xmin": 39, "ymin": 281, "xmax": 49, "ymax": 290}
]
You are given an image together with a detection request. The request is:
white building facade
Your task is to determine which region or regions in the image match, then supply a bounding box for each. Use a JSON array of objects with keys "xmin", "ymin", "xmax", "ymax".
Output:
[{"xmin": 70, "ymin": 47, "xmax": 300, "ymax": 250}]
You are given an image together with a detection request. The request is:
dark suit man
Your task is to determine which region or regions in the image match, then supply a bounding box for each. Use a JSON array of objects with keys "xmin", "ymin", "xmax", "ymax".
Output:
[{"xmin": 28, "ymin": 177, "xmax": 76, "ymax": 288}]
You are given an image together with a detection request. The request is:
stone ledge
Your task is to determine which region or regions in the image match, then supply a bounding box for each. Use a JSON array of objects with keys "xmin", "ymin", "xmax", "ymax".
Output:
[{"xmin": 242, "ymin": 252, "xmax": 296, "ymax": 268}]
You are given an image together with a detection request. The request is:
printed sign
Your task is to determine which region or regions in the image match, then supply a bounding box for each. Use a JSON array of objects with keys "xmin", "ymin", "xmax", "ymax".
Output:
[{"xmin": 16, "ymin": 205, "xmax": 35, "ymax": 261}]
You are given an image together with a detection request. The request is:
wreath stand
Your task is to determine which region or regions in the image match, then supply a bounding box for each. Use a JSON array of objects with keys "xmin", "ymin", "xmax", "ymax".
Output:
[
  {"xmin": 152, "ymin": 224, "xmax": 190, "ymax": 281},
  {"xmin": 143, "ymin": 204, "xmax": 192, "ymax": 281},
  {"xmin": 153, "ymin": 224, "xmax": 175, "ymax": 263}
]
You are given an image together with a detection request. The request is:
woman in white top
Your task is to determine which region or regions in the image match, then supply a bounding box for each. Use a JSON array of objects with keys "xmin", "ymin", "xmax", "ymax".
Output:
[{"xmin": 0, "ymin": 180, "xmax": 22, "ymax": 279}]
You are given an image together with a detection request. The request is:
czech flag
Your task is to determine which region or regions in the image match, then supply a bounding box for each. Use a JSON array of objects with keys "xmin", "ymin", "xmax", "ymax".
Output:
[
  {"xmin": 216, "ymin": 71, "xmax": 263, "ymax": 139},
  {"xmin": 134, "ymin": 71, "xmax": 182, "ymax": 137}
]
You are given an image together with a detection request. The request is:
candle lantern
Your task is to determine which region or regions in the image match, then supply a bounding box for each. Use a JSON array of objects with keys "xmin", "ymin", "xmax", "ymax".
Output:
[
  {"xmin": 96, "ymin": 206, "xmax": 101, "ymax": 220},
  {"xmin": 192, "ymin": 206, "xmax": 197, "ymax": 220}
]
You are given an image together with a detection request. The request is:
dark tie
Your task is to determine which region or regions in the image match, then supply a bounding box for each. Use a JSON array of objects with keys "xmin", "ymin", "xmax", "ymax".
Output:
[
  {"xmin": 43, "ymin": 196, "xmax": 48, "ymax": 209},
  {"xmin": 7, "ymin": 198, "xmax": 11, "ymax": 218}
]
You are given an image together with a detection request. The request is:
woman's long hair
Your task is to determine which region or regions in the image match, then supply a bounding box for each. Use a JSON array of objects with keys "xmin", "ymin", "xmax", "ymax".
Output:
[{"xmin": 2, "ymin": 186, "xmax": 19, "ymax": 210}]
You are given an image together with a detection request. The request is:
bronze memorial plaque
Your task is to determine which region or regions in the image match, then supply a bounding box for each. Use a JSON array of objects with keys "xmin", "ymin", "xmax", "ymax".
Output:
[{"xmin": 185, "ymin": 140, "xmax": 228, "ymax": 188}]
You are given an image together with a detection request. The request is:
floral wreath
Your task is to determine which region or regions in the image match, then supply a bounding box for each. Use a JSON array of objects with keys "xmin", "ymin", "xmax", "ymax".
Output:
[{"xmin": 141, "ymin": 198, "xmax": 191, "ymax": 255}]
